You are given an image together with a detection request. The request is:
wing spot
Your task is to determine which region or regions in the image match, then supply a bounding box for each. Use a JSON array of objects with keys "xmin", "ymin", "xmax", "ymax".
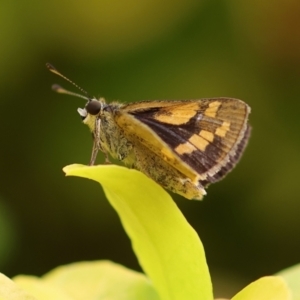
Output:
[
  {"xmin": 199, "ymin": 130, "xmax": 214, "ymax": 142},
  {"xmin": 189, "ymin": 134, "xmax": 209, "ymax": 151},
  {"xmin": 204, "ymin": 101, "xmax": 221, "ymax": 117},
  {"xmin": 175, "ymin": 142, "xmax": 197, "ymax": 155},
  {"xmin": 215, "ymin": 121, "xmax": 231, "ymax": 137},
  {"xmin": 154, "ymin": 102, "xmax": 198, "ymax": 125}
]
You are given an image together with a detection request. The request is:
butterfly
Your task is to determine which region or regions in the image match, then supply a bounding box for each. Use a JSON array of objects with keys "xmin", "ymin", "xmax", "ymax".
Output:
[{"xmin": 47, "ymin": 63, "xmax": 251, "ymax": 200}]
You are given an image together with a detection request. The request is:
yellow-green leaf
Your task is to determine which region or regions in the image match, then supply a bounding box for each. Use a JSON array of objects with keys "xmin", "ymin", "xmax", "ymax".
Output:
[
  {"xmin": 14, "ymin": 260, "xmax": 158, "ymax": 300},
  {"xmin": 276, "ymin": 263, "xmax": 300, "ymax": 300},
  {"xmin": 0, "ymin": 273, "xmax": 37, "ymax": 300},
  {"xmin": 63, "ymin": 164, "xmax": 212, "ymax": 300},
  {"xmin": 232, "ymin": 276, "xmax": 292, "ymax": 300}
]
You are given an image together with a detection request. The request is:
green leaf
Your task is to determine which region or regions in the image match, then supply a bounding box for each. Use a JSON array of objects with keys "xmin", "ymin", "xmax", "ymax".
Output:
[
  {"xmin": 63, "ymin": 164, "xmax": 212, "ymax": 300},
  {"xmin": 14, "ymin": 261, "xmax": 158, "ymax": 300},
  {"xmin": 276, "ymin": 263, "xmax": 300, "ymax": 300},
  {"xmin": 232, "ymin": 276, "xmax": 292, "ymax": 300}
]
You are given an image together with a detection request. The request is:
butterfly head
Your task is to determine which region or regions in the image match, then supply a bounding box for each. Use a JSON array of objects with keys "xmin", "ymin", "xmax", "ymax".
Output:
[{"xmin": 46, "ymin": 63, "xmax": 106, "ymax": 123}]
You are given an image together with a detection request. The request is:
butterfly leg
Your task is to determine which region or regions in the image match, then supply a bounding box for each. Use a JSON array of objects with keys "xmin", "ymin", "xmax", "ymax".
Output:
[{"xmin": 89, "ymin": 117, "xmax": 111, "ymax": 165}]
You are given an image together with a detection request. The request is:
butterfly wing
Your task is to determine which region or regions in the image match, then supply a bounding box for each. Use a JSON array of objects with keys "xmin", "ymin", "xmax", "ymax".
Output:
[{"xmin": 115, "ymin": 98, "xmax": 250, "ymax": 185}]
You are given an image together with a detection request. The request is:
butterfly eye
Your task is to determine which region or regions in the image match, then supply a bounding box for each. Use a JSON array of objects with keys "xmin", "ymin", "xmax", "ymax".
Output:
[{"xmin": 86, "ymin": 100, "xmax": 101, "ymax": 115}]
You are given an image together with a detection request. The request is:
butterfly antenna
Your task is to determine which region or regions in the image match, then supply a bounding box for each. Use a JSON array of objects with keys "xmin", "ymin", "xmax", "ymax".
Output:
[
  {"xmin": 51, "ymin": 84, "xmax": 92, "ymax": 101},
  {"xmin": 46, "ymin": 63, "xmax": 93, "ymax": 101}
]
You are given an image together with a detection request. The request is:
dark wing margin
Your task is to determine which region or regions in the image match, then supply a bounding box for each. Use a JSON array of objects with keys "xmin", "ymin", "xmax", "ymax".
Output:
[{"xmin": 199, "ymin": 124, "xmax": 251, "ymax": 186}]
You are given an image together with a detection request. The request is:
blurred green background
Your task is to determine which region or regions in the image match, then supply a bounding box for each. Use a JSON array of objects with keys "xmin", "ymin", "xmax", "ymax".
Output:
[{"xmin": 1, "ymin": 0, "xmax": 300, "ymax": 298}]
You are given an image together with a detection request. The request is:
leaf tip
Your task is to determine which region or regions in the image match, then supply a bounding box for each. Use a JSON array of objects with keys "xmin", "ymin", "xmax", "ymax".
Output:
[{"xmin": 63, "ymin": 164, "xmax": 88, "ymax": 176}]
